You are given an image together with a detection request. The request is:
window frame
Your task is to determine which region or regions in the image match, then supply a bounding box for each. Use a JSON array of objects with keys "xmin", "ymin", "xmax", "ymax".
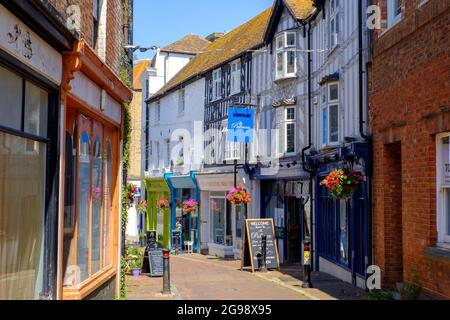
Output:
[
  {"xmin": 230, "ymin": 60, "xmax": 241, "ymax": 95},
  {"xmin": 275, "ymin": 32, "xmax": 297, "ymax": 80},
  {"xmin": 284, "ymin": 107, "xmax": 296, "ymax": 155},
  {"xmin": 155, "ymin": 101, "xmax": 161, "ymax": 122},
  {"xmin": 212, "ymin": 69, "xmax": 222, "ymax": 101},
  {"xmin": 387, "ymin": 0, "xmax": 403, "ymax": 29},
  {"xmin": 92, "ymin": 0, "xmax": 100, "ymax": 49},
  {"xmin": 322, "ymin": 82, "xmax": 340, "ymax": 147},
  {"xmin": 436, "ymin": 132, "xmax": 450, "ymax": 245},
  {"xmin": 178, "ymin": 89, "xmax": 185, "ymax": 115},
  {"xmin": 329, "ymin": 0, "xmax": 340, "ymax": 50}
]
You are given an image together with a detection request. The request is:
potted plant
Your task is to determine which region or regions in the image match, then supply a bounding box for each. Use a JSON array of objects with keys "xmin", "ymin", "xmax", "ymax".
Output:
[
  {"xmin": 227, "ymin": 187, "xmax": 252, "ymax": 205},
  {"xmin": 130, "ymin": 259, "xmax": 142, "ymax": 277},
  {"xmin": 320, "ymin": 168, "xmax": 365, "ymax": 201}
]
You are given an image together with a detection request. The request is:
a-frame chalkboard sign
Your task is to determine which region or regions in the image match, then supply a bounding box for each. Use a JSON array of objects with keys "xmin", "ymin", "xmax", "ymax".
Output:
[{"xmin": 241, "ymin": 219, "xmax": 280, "ymax": 273}]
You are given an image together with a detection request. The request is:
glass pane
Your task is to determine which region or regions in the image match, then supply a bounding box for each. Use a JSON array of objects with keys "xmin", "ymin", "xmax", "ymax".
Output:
[
  {"xmin": 287, "ymin": 51, "xmax": 296, "ymax": 74},
  {"xmin": 442, "ymin": 137, "xmax": 450, "ymax": 185},
  {"xmin": 0, "ymin": 66, "xmax": 23, "ymax": 130},
  {"xmin": 286, "ymin": 123, "xmax": 295, "ymax": 153},
  {"xmin": 329, "ymin": 105, "xmax": 339, "ymax": 143},
  {"xmin": 24, "ymin": 81, "xmax": 48, "ymax": 138},
  {"xmin": 235, "ymin": 205, "xmax": 247, "ymax": 239},
  {"xmin": 286, "ymin": 108, "xmax": 295, "ymax": 120},
  {"xmin": 0, "ymin": 132, "xmax": 46, "ymax": 299},
  {"xmin": 329, "ymin": 83, "xmax": 339, "ymax": 101},
  {"xmin": 77, "ymin": 132, "xmax": 91, "ymax": 284},
  {"xmin": 211, "ymin": 198, "xmax": 225, "ymax": 245},
  {"xmin": 91, "ymin": 136, "xmax": 102, "ymax": 274},
  {"xmin": 277, "ymin": 52, "xmax": 283, "ymax": 76},
  {"xmin": 276, "ymin": 35, "xmax": 283, "ymax": 49},
  {"xmin": 322, "ymin": 108, "xmax": 327, "ymax": 145},
  {"xmin": 445, "ymin": 189, "xmax": 450, "ymax": 236},
  {"xmin": 103, "ymin": 141, "xmax": 112, "ymax": 267},
  {"xmin": 286, "ymin": 33, "xmax": 296, "ymax": 47}
]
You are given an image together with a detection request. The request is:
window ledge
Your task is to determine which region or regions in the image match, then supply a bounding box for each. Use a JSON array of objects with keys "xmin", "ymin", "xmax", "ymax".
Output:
[
  {"xmin": 62, "ymin": 266, "xmax": 116, "ymax": 300},
  {"xmin": 274, "ymin": 75, "xmax": 297, "ymax": 83},
  {"xmin": 423, "ymin": 246, "xmax": 450, "ymax": 264}
]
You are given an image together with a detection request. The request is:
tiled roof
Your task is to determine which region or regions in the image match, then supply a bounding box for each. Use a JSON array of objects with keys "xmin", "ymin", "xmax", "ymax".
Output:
[
  {"xmin": 161, "ymin": 34, "xmax": 211, "ymax": 54},
  {"xmin": 284, "ymin": 0, "xmax": 314, "ymax": 20},
  {"xmin": 132, "ymin": 60, "xmax": 150, "ymax": 90},
  {"xmin": 151, "ymin": 7, "xmax": 273, "ymax": 100}
]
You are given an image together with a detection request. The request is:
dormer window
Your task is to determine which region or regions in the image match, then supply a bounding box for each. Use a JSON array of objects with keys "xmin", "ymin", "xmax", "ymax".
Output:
[{"xmin": 275, "ymin": 32, "xmax": 297, "ymax": 80}]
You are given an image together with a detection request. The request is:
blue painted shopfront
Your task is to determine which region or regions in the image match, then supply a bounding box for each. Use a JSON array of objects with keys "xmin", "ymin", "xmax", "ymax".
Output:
[
  {"xmin": 311, "ymin": 142, "xmax": 371, "ymax": 284},
  {"xmin": 164, "ymin": 171, "xmax": 201, "ymax": 252}
]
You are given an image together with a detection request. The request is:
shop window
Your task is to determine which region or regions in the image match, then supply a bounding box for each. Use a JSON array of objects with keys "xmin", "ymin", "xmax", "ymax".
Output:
[
  {"xmin": 210, "ymin": 196, "xmax": 226, "ymax": 245},
  {"xmin": 0, "ymin": 64, "xmax": 51, "ymax": 299},
  {"xmin": 339, "ymin": 201, "xmax": 349, "ymax": 264},
  {"xmin": 275, "ymin": 32, "xmax": 297, "ymax": 80},
  {"xmin": 0, "ymin": 133, "xmax": 46, "ymax": 299},
  {"xmin": 235, "ymin": 205, "xmax": 247, "ymax": 240},
  {"xmin": 0, "ymin": 66, "xmax": 23, "ymax": 130},
  {"xmin": 437, "ymin": 134, "xmax": 450, "ymax": 244},
  {"xmin": 63, "ymin": 115, "xmax": 116, "ymax": 290}
]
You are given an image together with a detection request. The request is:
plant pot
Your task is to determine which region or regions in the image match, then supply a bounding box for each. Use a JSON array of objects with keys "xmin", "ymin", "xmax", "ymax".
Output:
[{"xmin": 131, "ymin": 268, "xmax": 141, "ymax": 277}]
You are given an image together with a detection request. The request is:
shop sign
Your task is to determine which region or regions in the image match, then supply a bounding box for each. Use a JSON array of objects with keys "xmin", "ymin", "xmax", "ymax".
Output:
[
  {"xmin": 228, "ymin": 107, "xmax": 254, "ymax": 143},
  {"xmin": 0, "ymin": 4, "xmax": 62, "ymax": 84}
]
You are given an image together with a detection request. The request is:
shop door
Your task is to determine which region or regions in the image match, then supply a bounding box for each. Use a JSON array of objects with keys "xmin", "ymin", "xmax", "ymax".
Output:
[{"xmin": 286, "ymin": 197, "xmax": 301, "ymax": 263}]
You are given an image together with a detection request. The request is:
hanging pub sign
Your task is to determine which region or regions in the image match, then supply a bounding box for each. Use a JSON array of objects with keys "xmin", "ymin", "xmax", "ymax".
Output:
[
  {"xmin": 241, "ymin": 219, "xmax": 280, "ymax": 273},
  {"xmin": 227, "ymin": 107, "xmax": 255, "ymax": 143}
]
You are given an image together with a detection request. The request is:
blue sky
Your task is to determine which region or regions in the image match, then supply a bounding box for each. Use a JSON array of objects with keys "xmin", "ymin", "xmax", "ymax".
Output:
[{"xmin": 133, "ymin": 0, "xmax": 274, "ymax": 60}]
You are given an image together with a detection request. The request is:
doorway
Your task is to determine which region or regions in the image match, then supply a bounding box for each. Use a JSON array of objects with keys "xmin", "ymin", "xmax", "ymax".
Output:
[{"xmin": 285, "ymin": 197, "xmax": 301, "ymax": 263}]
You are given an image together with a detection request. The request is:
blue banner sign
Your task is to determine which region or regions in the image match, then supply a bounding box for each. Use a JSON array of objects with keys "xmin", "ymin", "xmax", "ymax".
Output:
[{"xmin": 227, "ymin": 107, "xmax": 255, "ymax": 143}]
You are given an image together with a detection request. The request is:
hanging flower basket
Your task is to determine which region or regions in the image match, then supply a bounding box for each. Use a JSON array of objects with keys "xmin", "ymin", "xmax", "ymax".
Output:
[
  {"xmin": 227, "ymin": 187, "xmax": 252, "ymax": 205},
  {"xmin": 320, "ymin": 168, "xmax": 364, "ymax": 200},
  {"xmin": 156, "ymin": 198, "xmax": 170, "ymax": 209},
  {"xmin": 183, "ymin": 199, "xmax": 199, "ymax": 213}
]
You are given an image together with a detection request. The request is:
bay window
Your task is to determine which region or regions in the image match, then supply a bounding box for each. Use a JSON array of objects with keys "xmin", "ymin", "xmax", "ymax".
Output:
[
  {"xmin": 321, "ymin": 82, "xmax": 340, "ymax": 147},
  {"xmin": 275, "ymin": 32, "xmax": 297, "ymax": 80},
  {"xmin": 437, "ymin": 133, "xmax": 450, "ymax": 245},
  {"xmin": 329, "ymin": 0, "xmax": 340, "ymax": 49}
]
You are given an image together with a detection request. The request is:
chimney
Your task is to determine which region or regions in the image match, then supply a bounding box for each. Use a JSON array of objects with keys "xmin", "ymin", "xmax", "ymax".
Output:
[{"xmin": 206, "ymin": 32, "xmax": 224, "ymax": 42}]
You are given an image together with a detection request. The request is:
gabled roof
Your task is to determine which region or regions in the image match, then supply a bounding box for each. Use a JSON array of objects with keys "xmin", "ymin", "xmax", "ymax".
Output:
[
  {"xmin": 264, "ymin": 0, "xmax": 314, "ymax": 44},
  {"xmin": 149, "ymin": 7, "xmax": 273, "ymax": 102},
  {"xmin": 160, "ymin": 34, "xmax": 211, "ymax": 55},
  {"xmin": 132, "ymin": 60, "xmax": 150, "ymax": 90}
]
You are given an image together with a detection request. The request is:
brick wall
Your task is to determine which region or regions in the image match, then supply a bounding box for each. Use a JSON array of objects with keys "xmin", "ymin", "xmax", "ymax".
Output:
[
  {"xmin": 43, "ymin": 0, "xmax": 129, "ymax": 75},
  {"xmin": 370, "ymin": 0, "xmax": 450, "ymax": 299},
  {"xmin": 128, "ymin": 90, "xmax": 142, "ymax": 179}
]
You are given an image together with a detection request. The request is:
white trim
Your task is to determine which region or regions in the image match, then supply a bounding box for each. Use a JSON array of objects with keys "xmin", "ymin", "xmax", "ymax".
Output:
[{"xmin": 436, "ymin": 132, "xmax": 450, "ymax": 244}]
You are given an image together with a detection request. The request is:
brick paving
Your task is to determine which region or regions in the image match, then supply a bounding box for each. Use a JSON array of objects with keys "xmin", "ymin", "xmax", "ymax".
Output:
[{"xmin": 126, "ymin": 254, "xmax": 367, "ymax": 300}]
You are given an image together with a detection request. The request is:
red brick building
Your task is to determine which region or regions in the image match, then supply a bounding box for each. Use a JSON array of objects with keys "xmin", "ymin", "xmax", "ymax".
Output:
[{"xmin": 370, "ymin": 0, "xmax": 450, "ymax": 299}]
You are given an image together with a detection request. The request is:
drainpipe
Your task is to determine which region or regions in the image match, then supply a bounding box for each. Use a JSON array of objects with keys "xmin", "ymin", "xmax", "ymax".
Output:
[{"xmin": 358, "ymin": 0, "xmax": 369, "ymax": 141}]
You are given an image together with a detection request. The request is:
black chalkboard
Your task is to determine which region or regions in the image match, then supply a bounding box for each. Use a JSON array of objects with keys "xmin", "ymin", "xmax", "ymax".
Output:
[
  {"xmin": 241, "ymin": 219, "xmax": 280, "ymax": 272},
  {"xmin": 148, "ymin": 249, "xmax": 164, "ymax": 277}
]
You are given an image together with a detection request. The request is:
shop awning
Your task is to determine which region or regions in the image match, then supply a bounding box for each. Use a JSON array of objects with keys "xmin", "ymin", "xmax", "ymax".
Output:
[{"xmin": 168, "ymin": 175, "xmax": 196, "ymax": 189}]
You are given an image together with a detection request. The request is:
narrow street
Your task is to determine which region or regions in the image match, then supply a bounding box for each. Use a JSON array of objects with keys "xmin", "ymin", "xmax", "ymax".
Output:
[{"xmin": 126, "ymin": 254, "xmax": 367, "ymax": 300}]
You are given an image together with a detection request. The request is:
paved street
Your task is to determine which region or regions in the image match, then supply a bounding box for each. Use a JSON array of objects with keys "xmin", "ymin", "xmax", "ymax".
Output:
[{"xmin": 126, "ymin": 254, "xmax": 367, "ymax": 300}]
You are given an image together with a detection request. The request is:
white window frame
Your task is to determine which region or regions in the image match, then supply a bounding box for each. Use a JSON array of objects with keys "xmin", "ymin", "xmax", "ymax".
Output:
[
  {"xmin": 329, "ymin": 0, "xmax": 340, "ymax": 50},
  {"xmin": 155, "ymin": 101, "xmax": 161, "ymax": 122},
  {"xmin": 284, "ymin": 107, "xmax": 296, "ymax": 155},
  {"xmin": 387, "ymin": 0, "xmax": 403, "ymax": 29},
  {"xmin": 223, "ymin": 124, "xmax": 241, "ymax": 161},
  {"xmin": 275, "ymin": 32, "xmax": 297, "ymax": 80},
  {"xmin": 230, "ymin": 60, "xmax": 241, "ymax": 95},
  {"xmin": 321, "ymin": 82, "xmax": 340, "ymax": 147},
  {"xmin": 178, "ymin": 89, "xmax": 185, "ymax": 115},
  {"xmin": 212, "ymin": 69, "xmax": 222, "ymax": 101},
  {"xmin": 166, "ymin": 139, "xmax": 171, "ymax": 169},
  {"xmin": 155, "ymin": 142, "xmax": 160, "ymax": 169},
  {"xmin": 436, "ymin": 133, "xmax": 450, "ymax": 245}
]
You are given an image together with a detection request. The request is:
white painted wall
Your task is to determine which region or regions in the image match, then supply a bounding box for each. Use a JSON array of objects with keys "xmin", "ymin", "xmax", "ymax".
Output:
[{"xmin": 146, "ymin": 78, "xmax": 205, "ymax": 177}]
